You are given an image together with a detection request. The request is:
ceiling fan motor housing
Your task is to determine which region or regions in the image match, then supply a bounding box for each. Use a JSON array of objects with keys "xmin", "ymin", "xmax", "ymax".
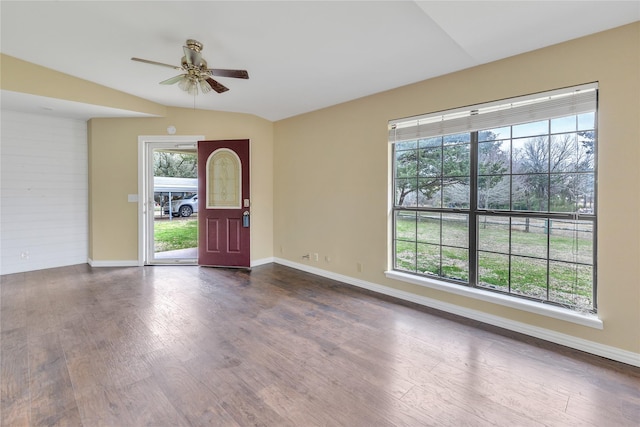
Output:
[
  {"xmin": 182, "ymin": 39, "xmax": 207, "ymax": 71},
  {"xmin": 185, "ymin": 39, "xmax": 203, "ymax": 52}
]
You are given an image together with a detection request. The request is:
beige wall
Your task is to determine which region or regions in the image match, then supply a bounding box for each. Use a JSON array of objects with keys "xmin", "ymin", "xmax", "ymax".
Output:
[
  {"xmin": 88, "ymin": 109, "xmax": 274, "ymax": 262},
  {"xmin": 1, "ymin": 23, "xmax": 638, "ymax": 357},
  {"xmin": 274, "ymin": 23, "xmax": 640, "ymax": 353},
  {"xmin": 2, "ymin": 54, "xmax": 275, "ymax": 265},
  {"xmin": 1, "ymin": 54, "xmax": 166, "ymax": 116}
]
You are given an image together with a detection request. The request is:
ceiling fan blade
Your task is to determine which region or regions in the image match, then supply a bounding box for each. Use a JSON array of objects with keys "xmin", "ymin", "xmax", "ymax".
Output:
[
  {"xmin": 131, "ymin": 57, "xmax": 183, "ymax": 70},
  {"xmin": 159, "ymin": 74, "xmax": 186, "ymax": 85},
  {"xmin": 208, "ymin": 69, "xmax": 249, "ymax": 79},
  {"xmin": 183, "ymin": 46, "xmax": 202, "ymax": 66},
  {"xmin": 205, "ymin": 77, "xmax": 229, "ymax": 93}
]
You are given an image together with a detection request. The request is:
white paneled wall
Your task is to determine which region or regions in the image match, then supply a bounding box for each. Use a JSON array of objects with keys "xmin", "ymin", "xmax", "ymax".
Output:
[{"xmin": 1, "ymin": 110, "xmax": 88, "ymax": 275}]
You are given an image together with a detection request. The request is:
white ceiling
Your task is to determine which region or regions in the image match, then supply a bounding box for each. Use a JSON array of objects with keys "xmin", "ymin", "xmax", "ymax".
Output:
[{"xmin": 1, "ymin": 1, "xmax": 639, "ymax": 121}]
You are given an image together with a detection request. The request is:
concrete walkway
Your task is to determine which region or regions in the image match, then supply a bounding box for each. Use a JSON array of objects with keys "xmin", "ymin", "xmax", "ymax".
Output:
[{"xmin": 154, "ymin": 247, "xmax": 197, "ymax": 259}]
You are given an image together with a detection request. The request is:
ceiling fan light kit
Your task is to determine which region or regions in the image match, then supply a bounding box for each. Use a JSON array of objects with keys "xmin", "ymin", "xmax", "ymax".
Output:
[{"xmin": 132, "ymin": 39, "xmax": 249, "ymax": 96}]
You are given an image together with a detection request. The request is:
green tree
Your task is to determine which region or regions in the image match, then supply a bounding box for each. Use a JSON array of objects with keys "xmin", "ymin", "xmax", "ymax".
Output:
[
  {"xmin": 395, "ymin": 139, "xmax": 470, "ymax": 207},
  {"xmin": 396, "ymin": 132, "xmax": 511, "ymax": 209},
  {"xmin": 154, "ymin": 152, "xmax": 197, "ymax": 178}
]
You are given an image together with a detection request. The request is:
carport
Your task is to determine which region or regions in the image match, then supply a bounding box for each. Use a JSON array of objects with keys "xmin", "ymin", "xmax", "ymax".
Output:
[{"xmin": 154, "ymin": 177, "xmax": 197, "ymax": 218}]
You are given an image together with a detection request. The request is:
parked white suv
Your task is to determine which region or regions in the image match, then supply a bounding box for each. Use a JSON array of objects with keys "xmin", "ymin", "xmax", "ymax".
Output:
[{"xmin": 164, "ymin": 194, "xmax": 198, "ymax": 217}]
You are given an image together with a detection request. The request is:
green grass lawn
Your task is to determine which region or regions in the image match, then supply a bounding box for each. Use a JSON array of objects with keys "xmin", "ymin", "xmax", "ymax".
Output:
[
  {"xmin": 395, "ymin": 215, "xmax": 594, "ymax": 309},
  {"xmin": 154, "ymin": 219, "xmax": 198, "ymax": 252}
]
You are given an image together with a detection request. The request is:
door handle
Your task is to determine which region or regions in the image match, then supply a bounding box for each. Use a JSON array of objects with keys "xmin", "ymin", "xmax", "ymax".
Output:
[{"xmin": 242, "ymin": 211, "xmax": 250, "ymax": 228}]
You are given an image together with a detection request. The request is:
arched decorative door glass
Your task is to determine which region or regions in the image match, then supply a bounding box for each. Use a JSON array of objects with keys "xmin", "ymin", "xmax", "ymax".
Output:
[{"xmin": 206, "ymin": 148, "xmax": 242, "ymax": 209}]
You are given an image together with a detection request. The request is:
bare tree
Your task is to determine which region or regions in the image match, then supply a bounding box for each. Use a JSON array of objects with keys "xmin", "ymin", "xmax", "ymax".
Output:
[
  {"xmin": 513, "ymin": 133, "xmax": 594, "ymax": 215},
  {"xmin": 478, "ymin": 139, "xmax": 510, "ymax": 209}
]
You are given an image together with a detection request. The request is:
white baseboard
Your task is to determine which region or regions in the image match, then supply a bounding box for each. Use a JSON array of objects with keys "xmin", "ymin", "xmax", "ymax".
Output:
[
  {"xmin": 88, "ymin": 259, "xmax": 140, "ymax": 268},
  {"xmin": 251, "ymin": 257, "xmax": 275, "ymax": 267},
  {"xmin": 89, "ymin": 257, "xmax": 275, "ymax": 268},
  {"xmin": 273, "ymin": 257, "xmax": 640, "ymax": 368}
]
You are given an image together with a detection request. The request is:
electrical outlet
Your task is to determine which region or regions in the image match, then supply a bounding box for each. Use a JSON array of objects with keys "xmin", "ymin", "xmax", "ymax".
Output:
[
  {"xmin": 20, "ymin": 250, "xmax": 30, "ymax": 260},
  {"xmin": 325, "ymin": 255, "xmax": 331, "ymax": 263},
  {"xmin": 314, "ymin": 253, "xmax": 319, "ymax": 262},
  {"xmin": 357, "ymin": 262, "xmax": 363, "ymax": 273}
]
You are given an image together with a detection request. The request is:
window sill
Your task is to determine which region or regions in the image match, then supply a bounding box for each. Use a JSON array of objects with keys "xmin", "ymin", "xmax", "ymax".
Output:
[{"xmin": 384, "ymin": 270, "xmax": 603, "ymax": 329}]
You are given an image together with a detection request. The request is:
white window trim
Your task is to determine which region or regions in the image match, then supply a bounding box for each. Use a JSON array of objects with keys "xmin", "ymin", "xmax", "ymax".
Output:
[
  {"xmin": 385, "ymin": 270, "xmax": 602, "ymax": 329},
  {"xmin": 388, "ymin": 83, "xmax": 599, "ymax": 322}
]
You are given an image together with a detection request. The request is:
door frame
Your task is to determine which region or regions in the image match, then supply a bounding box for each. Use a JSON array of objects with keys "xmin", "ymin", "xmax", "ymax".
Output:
[{"xmin": 137, "ymin": 135, "xmax": 204, "ymax": 266}]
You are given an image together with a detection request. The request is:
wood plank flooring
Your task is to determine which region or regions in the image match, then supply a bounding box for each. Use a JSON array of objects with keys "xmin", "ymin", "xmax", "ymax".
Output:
[{"xmin": 1, "ymin": 263, "xmax": 639, "ymax": 426}]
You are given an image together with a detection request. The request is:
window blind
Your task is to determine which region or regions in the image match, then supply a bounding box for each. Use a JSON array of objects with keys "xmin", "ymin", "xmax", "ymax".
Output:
[{"xmin": 389, "ymin": 83, "xmax": 598, "ymax": 143}]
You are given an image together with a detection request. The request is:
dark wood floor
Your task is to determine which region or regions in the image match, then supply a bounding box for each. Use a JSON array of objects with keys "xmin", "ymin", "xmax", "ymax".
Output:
[{"xmin": 1, "ymin": 263, "xmax": 639, "ymax": 426}]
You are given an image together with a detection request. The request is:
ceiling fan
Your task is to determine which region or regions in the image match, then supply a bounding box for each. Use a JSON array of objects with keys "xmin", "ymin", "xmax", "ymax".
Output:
[{"xmin": 131, "ymin": 39, "xmax": 249, "ymax": 95}]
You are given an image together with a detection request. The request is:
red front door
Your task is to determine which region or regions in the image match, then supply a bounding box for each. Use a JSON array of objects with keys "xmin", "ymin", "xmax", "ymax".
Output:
[{"xmin": 197, "ymin": 139, "xmax": 250, "ymax": 268}]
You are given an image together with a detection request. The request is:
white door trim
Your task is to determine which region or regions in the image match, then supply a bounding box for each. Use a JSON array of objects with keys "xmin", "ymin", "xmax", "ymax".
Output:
[{"xmin": 137, "ymin": 135, "xmax": 204, "ymax": 266}]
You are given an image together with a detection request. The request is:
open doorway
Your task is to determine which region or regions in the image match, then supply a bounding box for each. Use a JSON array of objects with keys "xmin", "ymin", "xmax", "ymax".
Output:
[{"xmin": 139, "ymin": 136, "xmax": 203, "ymax": 265}]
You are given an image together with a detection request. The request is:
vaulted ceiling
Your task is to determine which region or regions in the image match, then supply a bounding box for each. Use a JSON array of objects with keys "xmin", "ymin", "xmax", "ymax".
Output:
[{"xmin": 1, "ymin": 1, "xmax": 639, "ymax": 121}]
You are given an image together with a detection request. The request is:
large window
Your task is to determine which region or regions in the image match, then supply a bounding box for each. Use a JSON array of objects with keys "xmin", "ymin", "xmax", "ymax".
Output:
[{"xmin": 390, "ymin": 84, "xmax": 597, "ymax": 313}]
